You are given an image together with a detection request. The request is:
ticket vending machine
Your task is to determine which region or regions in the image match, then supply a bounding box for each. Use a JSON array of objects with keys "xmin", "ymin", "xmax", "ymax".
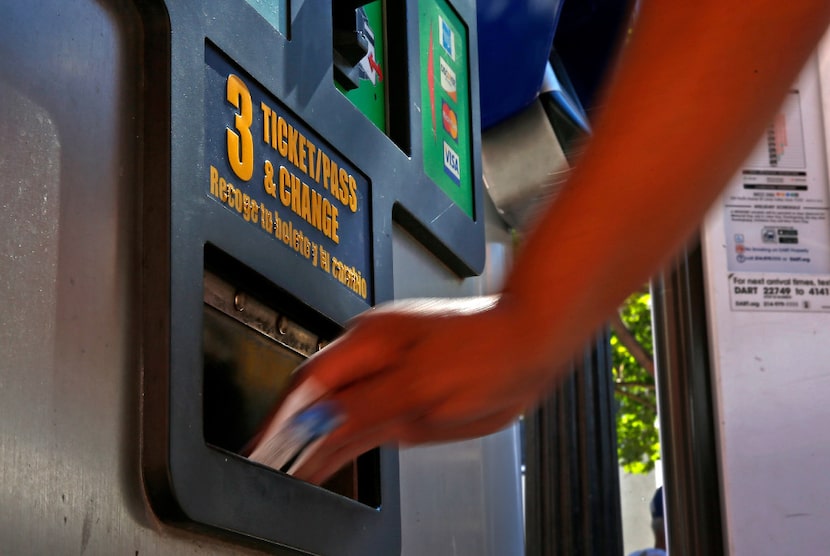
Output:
[
  {"xmin": 0, "ymin": 0, "xmax": 527, "ymax": 555},
  {"xmin": 140, "ymin": 0, "xmax": 486, "ymax": 554}
]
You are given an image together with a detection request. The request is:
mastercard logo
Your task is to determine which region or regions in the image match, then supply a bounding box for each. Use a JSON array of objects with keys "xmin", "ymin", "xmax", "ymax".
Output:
[{"xmin": 442, "ymin": 100, "xmax": 458, "ymax": 141}]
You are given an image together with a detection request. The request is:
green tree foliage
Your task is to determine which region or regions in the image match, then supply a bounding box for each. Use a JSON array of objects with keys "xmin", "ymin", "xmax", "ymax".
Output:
[{"xmin": 610, "ymin": 288, "xmax": 659, "ymax": 474}]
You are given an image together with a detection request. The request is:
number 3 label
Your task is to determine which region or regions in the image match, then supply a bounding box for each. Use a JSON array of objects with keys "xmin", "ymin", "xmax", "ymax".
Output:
[{"xmin": 226, "ymin": 74, "xmax": 254, "ymax": 181}]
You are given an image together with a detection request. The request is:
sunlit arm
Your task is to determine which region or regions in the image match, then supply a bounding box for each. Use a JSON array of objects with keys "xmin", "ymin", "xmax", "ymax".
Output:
[
  {"xmin": 286, "ymin": 1, "xmax": 830, "ymax": 484},
  {"xmin": 503, "ymin": 0, "xmax": 830, "ymax": 372}
]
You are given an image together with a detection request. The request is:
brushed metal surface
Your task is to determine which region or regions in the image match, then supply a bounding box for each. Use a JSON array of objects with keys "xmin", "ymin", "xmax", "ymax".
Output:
[
  {"xmin": 0, "ymin": 2, "xmax": 257, "ymax": 554},
  {"xmin": 482, "ymin": 98, "xmax": 570, "ymax": 230},
  {"xmin": 392, "ymin": 200, "xmax": 525, "ymax": 556},
  {"xmin": 0, "ymin": 2, "xmax": 524, "ymax": 554}
]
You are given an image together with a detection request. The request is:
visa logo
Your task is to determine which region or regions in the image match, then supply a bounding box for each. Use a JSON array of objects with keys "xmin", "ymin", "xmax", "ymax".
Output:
[
  {"xmin": 439, "ymin": 16, "xmax": 455, "ymax": 60},
  {"xmin": 439, "ymin": 58, "xmax": 457, "ymax": 102},
  {"xmin": 443, "ymin": 141, "xmax": 460, "ymax": 184}
]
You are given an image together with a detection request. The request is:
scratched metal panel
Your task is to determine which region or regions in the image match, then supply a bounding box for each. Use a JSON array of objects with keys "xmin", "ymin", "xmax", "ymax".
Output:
[
  {"xmin": 0, "ymin": 1, "xmax": 521, "ymax": 554},
  {"xmin": 391, "ymin": 202, "xmax": 525, "ymax": 556},
  {"xmin": 0, "ymin": 2, "xmax": 258, "ymax": 554}
]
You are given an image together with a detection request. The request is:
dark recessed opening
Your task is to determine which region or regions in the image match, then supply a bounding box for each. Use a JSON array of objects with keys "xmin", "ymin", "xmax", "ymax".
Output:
[{"xmin": 202, "ymin": 245, "xmax": 381, "ymax": 507}]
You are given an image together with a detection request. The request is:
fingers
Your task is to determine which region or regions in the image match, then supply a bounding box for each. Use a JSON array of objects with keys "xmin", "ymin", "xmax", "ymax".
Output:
[
  {"xmin": 291, "ymin": 424, "xmax": 401, "ymax": 484},
  {"xmin": 295, "ymin": 296, "xmax": 502, "ymax": 398},
  {"xmin": 399, "ymin": 404, "xmax": 525, "ymax": 444},
  {"xmin": 281, "ymin": 299, "xmax": 557, "ymax": 484},
  {"xmin": 360, "ymin": 295, "xmax": 499, "ymax": 318},
  {"xmin": 245, "ymin": 377, "xmax": 328, "ymax": 459},
  {"xmin": 289, "ymin": 359, "xmax": 452, "ymax": 483},
  {"xmin": 292, "ymin": 402, "xmax": 526, "ymax": 484},
  {"xmin": 288, "ymin": 356, "xmax": 438, "ymax": 483},
  {"xmin": 293, "ymin": 311, "xmax": 428, "ymax": 393},
  {"xmin": 289, "ymin": 357, "xmax": 530, "ymax": 483}
]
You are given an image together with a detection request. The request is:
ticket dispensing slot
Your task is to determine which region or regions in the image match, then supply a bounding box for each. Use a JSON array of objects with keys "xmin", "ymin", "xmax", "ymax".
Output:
[
  {"xmin": 202, "ymin": 253, "xmax": 380, "ymax": 506},
  {"xmin": 142, "ymin": 242, "xmax": 395, "ymax": 553},
  {"xmin": 141, "ymin": 0, "xmax": 482, "ymax": 551}
]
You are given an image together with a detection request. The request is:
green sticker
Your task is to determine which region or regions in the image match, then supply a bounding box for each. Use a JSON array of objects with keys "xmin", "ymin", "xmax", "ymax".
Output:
[
  {"xmin": 419, "ymin": 0, "xmax": 473, "ymax": 218},
  {"xmin": 337, "ymin": 2, "xmax": 387, "ymax": 132}
]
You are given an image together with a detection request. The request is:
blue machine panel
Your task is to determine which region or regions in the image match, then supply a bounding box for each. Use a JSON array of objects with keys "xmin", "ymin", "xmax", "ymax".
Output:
[{"xmin": 206, "ymin": 46, "xmax": 373, "ymax": 305}]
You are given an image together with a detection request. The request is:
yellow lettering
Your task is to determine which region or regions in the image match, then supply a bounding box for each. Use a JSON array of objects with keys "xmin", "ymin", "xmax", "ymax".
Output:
[
  {"xmin": 311, "ymin": 189, "xmax": 322, "ymax": 229},
  {"xmin": 328, "ymin": 258, "xmax": 366, "ymax": 298},
  {"xmin": 301, "ymin": 182, "xmax": 311, "ymax": 222},
  {"xmin": 271, "ymin": 110, "xmax": 278, "ymax": 150},
  {"xmin": 276, "ymin": 215, "xmax": 283, "ymax": 241},
  {"xmin": 251, "ymin": 199, "xmax": 260, "ymax": 223},
  {"xmin": 210, "ymin": 165, "xmax": 219, "ymax": 197},
  {"xmin": 219, "ymin": 177, "xmax": 228, "ymax": 202},
  {"xmin": 226, "ymin": 74, "xmax": 254, "ymax": 181},
  {"xmin": 279, "ymin": 166, "xmax": 291, "ymax": 207},
  {"xmin": 308, "ymin": 141, "xmax": 319, "ymax": 182},
  {"xmin": 260, "ymin": 102, "xmax": 271, "ymax": 145},
  {"xmin": 264, "ymin": 160, "xmax": 276, "ymax": 197},
  {"xmin": 298, "ymin": 134, "xmax": 308, "ymax": 174},
  {"xmin": 290, "ymin": 173, "xmax": 301, "ymax": 214},
  {"xmin": 232, "ymin": 185, "xmax": 243, "ymax": 212},
  {"xmin": 288, "ymin": 125, "xmax": 299, "ymax": 167},
  {"xmin": 274, "ymin": 210, "xmax": 292, "ymax": 244},
  {"xmin": 242, "ymin": 193, "xmax": 251, "ymax": 222},
  {"xmin": 277, "ymin": 116, "xmax": 288, "ymax": 157},
  {"xmin": 321, "ymin": 153, "xmax": 331, "ymax": 191},
  {"xmin": 348, "ymin": 174, "xmax": 358, "ymax": 212},
  {"xmin": 322, "ymin": 198, "xmax": 331, "ymax": 238},
  {"xmin": 338, "ymin": 168, "xmax": 349, "ymax": 205},
  {"xmin": 330, "ymin": 205, "xmax": 339, "ymax": 243},
  {"xmin": 261, "ymin": 207, "xmax": 273, "ymax": 232},
  {"xmin": 269, "ymin": 165, "xmax": 343, "ymax": 245},
  {"xmin": 329, "ymin": 160, "xmax": 338, "ymax": 193}
]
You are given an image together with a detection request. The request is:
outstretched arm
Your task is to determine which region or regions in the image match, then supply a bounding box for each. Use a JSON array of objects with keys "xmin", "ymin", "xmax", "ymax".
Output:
[
  {"xmin": 504, "ymin": 1, "xmax": 830, "ymax": 363},
  {"xmin": 281, "ymin": 1, "xmax": 830, "ymax": 483}
]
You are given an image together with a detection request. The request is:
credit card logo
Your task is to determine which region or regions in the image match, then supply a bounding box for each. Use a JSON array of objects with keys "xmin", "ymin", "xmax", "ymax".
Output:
[
  {"xmin": 439, "ymin": 16, "xmax": 455, "ymax": 60},
  {"xmin": 442, "ymin": 100, "xmax": 458, "ymax": 141},
  {"xmin": 443, "ymin": 141, "xmax": 460, "ymax": 184},
  {"xmin": 439, "ymin": 58, "xmax": 457, "ymax": 102}
]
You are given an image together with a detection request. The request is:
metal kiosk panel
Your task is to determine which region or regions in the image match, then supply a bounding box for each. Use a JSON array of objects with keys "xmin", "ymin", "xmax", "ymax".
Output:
[{"xmin": 140, "ymin": 0, "xmax": 484, "ymax": 553}]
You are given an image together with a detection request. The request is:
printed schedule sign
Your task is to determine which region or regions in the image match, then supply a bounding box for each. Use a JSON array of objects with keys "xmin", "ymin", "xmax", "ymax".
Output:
[
  {"xmin": 723, "ymin": 91, "xmax": 830, "ymax": 276},
  {"xmin": 419, "ymin": 0, "xmax": 473, "ymax": 218},
  {"xmin": 205, "ymin": 46, "xmax": 372, "ymax": 303},
  {"xmin": 721, "ymin": 72, "xmax": 830, "ymax": 313}
]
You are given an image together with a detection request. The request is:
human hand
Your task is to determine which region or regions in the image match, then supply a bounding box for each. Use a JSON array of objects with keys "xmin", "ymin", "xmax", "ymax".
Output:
[{"xmin": 273, "ymin": 295, "xmax": 570, "ymax": 484}]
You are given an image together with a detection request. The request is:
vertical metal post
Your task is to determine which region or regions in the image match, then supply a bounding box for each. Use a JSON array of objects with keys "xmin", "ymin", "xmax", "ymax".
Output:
[
  {"xmin": 525, "ymin": 330, "xmax": 623, "ymax": 556},
  {"xmin": 652, "ymin": 244, "xmax": 725, "ymax": 556}
]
